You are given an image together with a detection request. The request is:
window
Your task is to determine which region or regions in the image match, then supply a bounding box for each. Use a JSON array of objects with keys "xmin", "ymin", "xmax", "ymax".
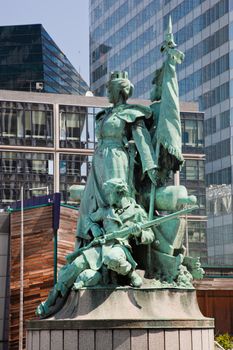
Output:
[
  {"xmin": 0, "ymin": 151, "xmax": 54, "ymax": 208},
  {"xmin": 184, "ymin": 26, "xmax": 229, "ymax": 70},
  {"xmin": 2, "ymin": 109, "xmax": 17, "ymax": 137},
  {"xmin": 220, "ymin": 110, "xmax": 230, "ymax": 129},
  {"xmin": 188, "ymin": 221, "xmax": 206, "ymax": 244},
  {"xmin": 199, "ymin": 82, "xmax": 229, "ymax": 109},
  {"xmin": 59, "ymin": 153, "xmax": 92, "ymax": 203},
  {"xmin": 59, "ymin": 105, "xmax": 97, "ymax": 149},
  {"xmin": 186, "ymin": 160, "xmax": 198, "ymax": 180},
  {"xmin": 184, "ymin": 120, "xmax": 197, "ymax": 146},
  {"xmin": 0, "ymin": 101, "xmax": 53, "ymax": 146}
]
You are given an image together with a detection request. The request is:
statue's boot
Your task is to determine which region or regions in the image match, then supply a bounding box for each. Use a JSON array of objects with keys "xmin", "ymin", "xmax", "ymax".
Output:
[
  {"xmin": 36, "ymin": 302, "xmax": 49, "ymax": 317},
  {"xmin": 36, "ymin": 262, "xmax": 84, "ymax": 318},
  {"xmin": 36, "ymin": 288, "xmax": 70, "ymax": 319},
  {"xmin": 128, "ymin": 270, "xmax": 143, "ymax": 287},
  {"xmin": 36, "ymin": 288, "xmax": 59, "ymax": 317}
]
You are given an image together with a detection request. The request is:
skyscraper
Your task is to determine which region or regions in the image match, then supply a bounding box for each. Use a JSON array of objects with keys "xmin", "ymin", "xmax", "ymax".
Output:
[
  {"xmin": 89, "ymin": 0, "xmax": 230, "ymax": 264},
  {"xmin": 90, "ymin": 0, "xmax": 228, "ymax": 100},
  {"xmin": 0, "ymin": 24, "xmax": 89, "ymax": 95}
]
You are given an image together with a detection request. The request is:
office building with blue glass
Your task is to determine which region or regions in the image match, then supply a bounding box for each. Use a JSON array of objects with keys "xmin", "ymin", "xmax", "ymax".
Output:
[
  {"xmin": 90, "ymin": 0, "xmax": 207, "ymax": 261},
  {"xmin": 89, "ymin": 0, "xmax": 231, "ymax": 265},
  {"xmin": 0, "ymin": 24, "xmax": 88, "ymax": 95}
]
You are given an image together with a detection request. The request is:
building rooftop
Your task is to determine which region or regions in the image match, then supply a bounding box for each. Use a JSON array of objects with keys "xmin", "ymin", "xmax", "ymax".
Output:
[{"xmin": 0, "ymin": 89, "xmax": 200, "ymax": 112}]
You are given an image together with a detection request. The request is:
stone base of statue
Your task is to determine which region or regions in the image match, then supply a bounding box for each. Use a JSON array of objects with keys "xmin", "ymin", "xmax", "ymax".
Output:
[{"xmin": 26, "ymin": 287, "xmax": 214, "ymax": 350}]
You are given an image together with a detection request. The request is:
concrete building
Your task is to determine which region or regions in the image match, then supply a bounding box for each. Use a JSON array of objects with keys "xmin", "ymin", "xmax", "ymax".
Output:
[
  {"xmin": 0, "ymin": 24, "xmax": 88, "ymax": 95},
  {"xmin": 89, "ymin": 0, "xmax": 231, "ymax": 265}
]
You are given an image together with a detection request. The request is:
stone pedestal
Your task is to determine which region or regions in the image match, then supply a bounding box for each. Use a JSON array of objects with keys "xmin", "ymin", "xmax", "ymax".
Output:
[{"xmin": 26, "ymin": 288, "xmax": 214, "ymax": 350}]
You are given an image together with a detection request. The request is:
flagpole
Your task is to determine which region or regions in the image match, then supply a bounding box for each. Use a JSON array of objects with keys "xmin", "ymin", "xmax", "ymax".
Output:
[{"xmin": 19, "ymin": 186, "xmax": 24, "ymax": 350}]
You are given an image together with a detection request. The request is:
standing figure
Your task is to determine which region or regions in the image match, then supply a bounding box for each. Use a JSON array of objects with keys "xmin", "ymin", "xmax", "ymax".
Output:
[{"xmin": 77, "ymin": 71, "xmax": 158, "ymax": 245}]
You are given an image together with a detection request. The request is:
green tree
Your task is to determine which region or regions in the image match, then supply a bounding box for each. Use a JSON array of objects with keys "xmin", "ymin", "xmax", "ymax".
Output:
[{"xmin": 215, "ymin": 333, "xmax": 233, "ymax": 350}]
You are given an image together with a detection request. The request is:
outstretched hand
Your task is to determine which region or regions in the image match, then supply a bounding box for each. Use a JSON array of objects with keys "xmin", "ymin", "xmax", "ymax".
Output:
[{"xmin": 141, "ymin": 229, "xmax": 155, "ymax": 244}]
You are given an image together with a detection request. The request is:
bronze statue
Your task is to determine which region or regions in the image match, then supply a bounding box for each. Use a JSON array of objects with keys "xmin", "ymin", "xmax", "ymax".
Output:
[{"xmin": 36, "ymin": 17, "xmax": 203, "ymax": 318}]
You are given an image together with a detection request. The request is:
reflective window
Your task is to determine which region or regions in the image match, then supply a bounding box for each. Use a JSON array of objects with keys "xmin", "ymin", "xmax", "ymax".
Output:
[
  {"xmin": 59, "ymin": 105, "xmax": 98, "ymax": 149},
  {"xmin": 184, "ymin": 26, "xmax": 229, "ymax": 70},
  {"xmin": 188, "ymin": 220, "xmax": 207, "ymax": 263},
  {"xmin": 199, "ymin": 82, "xmax": 229, "ymax": 110},
  {"xmin": 163, "ymin": 0, "xmax": 205, "ymax": 30},
  {"xmin": 175, "ymin": 0, "xmax": 228, "ymax": 46},
  {"xmin": 180, "ymin": 54, "xmax": 229, "ymax": 97},
  {"xmin": 206, "ymin": 167, "xmax": 231, "ymax": 186},
  {"xmin": 188, "ymin": 221, "xmax": 206, "ymax": 244},
  {"xmin": 206, "ymin": 139, "xmax": 230, "ymax": 163},
  {"xmin": 181, "ymin": 113, "xmax": 204, "ymax": 152},
  {"xmin": 0, "ymin": 151, "xmax": 54, "ymax": 208},
  {"xmin": 92, "ymin": 1, "xmax": 129, "ymax": 42},
  {"xmin": 183, "ymin": 120, "xmax": 197, "ymax": 147},
  {"xmin": 59, "ymin": 153, "xmax": 92, "ymax": 203},
  {"xmin": 0, "ymin": 101, "xmax": 53, "ymax": 147},
  {"xmin": 180, "ymin": 160, "xmax": 205, "ymax": 182},
  {"xmin": 220, "ymin": 110, "xmax": 230, "ymax": 130},
  {"xmin": 205, "ymin": 117, "xmax": 216, "ymax": 136},
  {"xmin": 206, "ymin": 185, "xmax": 232, "ymax": 217},
  {"xmin": 180, "ymin": 158, "xmax": 206, "ymax": 217}
]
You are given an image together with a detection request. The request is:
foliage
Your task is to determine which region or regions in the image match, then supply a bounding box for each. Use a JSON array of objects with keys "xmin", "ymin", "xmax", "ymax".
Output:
[{"xmin": 215, "ymin": 333, "xmax": 233, "ymax": 350}]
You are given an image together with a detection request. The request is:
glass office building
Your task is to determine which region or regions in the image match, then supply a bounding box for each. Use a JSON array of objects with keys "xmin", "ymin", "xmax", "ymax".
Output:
[
  {"xmin": 89, "ymin": 0, "xmax": 231, "ymax": 264},
  {"xmin": 90, "ymin": 0, "xmax": 228, "ymax": 99},
  {"xmin": 0, "ymin": 24, "xmax": 88, "ymax": 95}
]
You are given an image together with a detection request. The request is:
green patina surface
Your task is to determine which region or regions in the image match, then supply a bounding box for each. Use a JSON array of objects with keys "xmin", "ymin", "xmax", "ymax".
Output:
[{"xmin": 36, "ymin": 18, "xmax": 204, "ymax": 319}]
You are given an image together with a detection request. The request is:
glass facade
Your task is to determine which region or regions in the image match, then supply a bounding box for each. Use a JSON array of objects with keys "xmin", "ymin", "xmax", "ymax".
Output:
[
  {"xmin": 90, "ymin": 0, "xmax": 229, "ymax": 99},
  {"xmin": 59, "ymin": 105, "xmax": 98, "ymax": 150},
  {"xmin": 179, "ymin": 111, "xmax": 207, "ymax": 261},
  {"xmin": 181, "ymin": 112, "xmax": 204, "ymax": 154},
  {"xmin": 89, "ymin": 0, "xmax": 233, "ymax": 265},
  {"xmin": 0, "ymin": 24, "xmax": 88, "ymax": 95},
  {"xmin": 0, "ymin": 151, "xmax": 54, "ymax": 207},
  {"xmin": 180, "ymin": 113, "xmax": 205, "ymax": 212},
  {"xmin": 60, "ymin": 154, "xmax": 92, "ymax": 203},
  {"xmin": 0, "ymin": 101, "xmax": 53, "ymax": 147},
  {"xmin": 206, "ymin": 185, "xmax": 233, "ymax": 265},
  {"xmin": 0, "ymin": 93, "xmax": 100, "ymax": 208}
]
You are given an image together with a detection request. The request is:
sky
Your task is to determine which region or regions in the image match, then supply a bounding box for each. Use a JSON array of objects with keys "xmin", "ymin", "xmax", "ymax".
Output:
[{"xmin": 0, "ymin": 0, "xmax": 90, "ymax": 84}]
